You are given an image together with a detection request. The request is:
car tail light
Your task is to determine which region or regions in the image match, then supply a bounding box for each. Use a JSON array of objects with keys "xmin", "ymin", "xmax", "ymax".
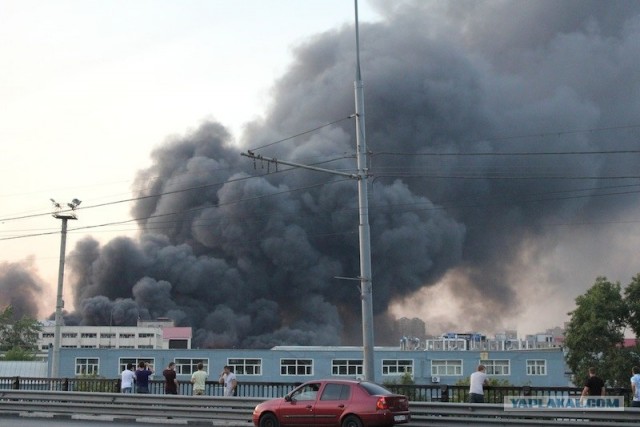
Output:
[{"xmin": 376, "ymin": 396, "xmax": 389, "ymax": 410}]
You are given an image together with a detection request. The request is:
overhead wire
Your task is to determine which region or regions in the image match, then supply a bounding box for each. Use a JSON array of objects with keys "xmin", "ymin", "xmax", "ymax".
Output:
[{"xmin": 2, "ymin": 122, "xmax": 640, "ymax": 241}]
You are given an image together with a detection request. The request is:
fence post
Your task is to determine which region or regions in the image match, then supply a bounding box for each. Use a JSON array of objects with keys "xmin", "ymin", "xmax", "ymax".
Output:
[
  {"xmin": 12, "ymin": 376, "xmax": 19, "ymax": 390},
  {"xmin": 440, "ymin": 385, "xmax": 449, "ymax": 402},
  {"xmin": 63, "ymin": 378, "xmax": 69, "ymax": 391}
]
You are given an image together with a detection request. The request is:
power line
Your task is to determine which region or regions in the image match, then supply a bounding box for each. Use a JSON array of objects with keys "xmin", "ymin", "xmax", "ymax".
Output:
[
  {"xmin": 0, "ymin": 155, "xmax": 354, "ymax": 223},
  {"xmin": 373, "ymin": 148, "xmax": 640, "ymax": 157},
  {"xmin": 249, "ymin": 115, "xmax": 355, "ymax": 152}
]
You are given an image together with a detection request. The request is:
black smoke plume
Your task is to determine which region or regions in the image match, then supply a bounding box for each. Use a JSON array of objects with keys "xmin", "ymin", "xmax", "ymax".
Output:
[
  {"xmin": 61, "ymin": 0, "xmax": 640, "ymax": 346},
  {"xmin": 0, "ymin": 260, "xmax": 45, "ymax": 320}
]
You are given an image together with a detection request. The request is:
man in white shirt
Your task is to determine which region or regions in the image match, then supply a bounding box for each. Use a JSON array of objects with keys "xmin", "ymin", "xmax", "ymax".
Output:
[
  {"xmin": 219, "ymin": 365, "xmax": 238, "ymax": 396},
  {"xmin": 631, "ymin": 366, "xmax": 640, "ymax": 407},
  {"xmin": 120, "ymin": 363, "xmax": 136, "ymax": 393},
  {"xmin": 469, "ymin": 364, "xmax": 489, "ymax": 403}
]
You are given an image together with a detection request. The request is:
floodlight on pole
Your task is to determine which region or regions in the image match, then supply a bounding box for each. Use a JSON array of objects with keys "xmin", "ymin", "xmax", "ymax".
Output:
[{"xmin": 50, "ymin": 198, "xmax": 80, "ymax": 379}]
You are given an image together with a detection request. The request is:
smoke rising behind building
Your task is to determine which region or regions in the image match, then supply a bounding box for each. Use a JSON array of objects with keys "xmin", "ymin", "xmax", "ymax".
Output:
[{"xmin": 2, "ymin": 0, "xmax": 639, "ymax": 345}]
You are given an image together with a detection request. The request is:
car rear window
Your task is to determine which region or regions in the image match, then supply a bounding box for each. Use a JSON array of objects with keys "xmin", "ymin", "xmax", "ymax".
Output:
[{"xmin": 359, "ymin": 381, "xmax": 393, "ymax": 396}]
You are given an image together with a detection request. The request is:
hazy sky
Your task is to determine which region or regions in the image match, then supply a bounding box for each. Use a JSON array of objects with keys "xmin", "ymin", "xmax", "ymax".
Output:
[{"xmin": 1, "ymin": 0, "xmax": 639, "ymax": 344}]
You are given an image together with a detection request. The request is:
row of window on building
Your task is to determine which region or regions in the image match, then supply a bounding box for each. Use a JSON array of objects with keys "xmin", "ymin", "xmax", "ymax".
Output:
[{"xmin": 74, "ymin": 357, "xmax": 548, "ymax": 378}]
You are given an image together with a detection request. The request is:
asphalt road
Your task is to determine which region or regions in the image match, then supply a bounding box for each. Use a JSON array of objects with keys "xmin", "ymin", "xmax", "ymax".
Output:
[{"xmin": 0, "ymin": 414, "xmax": 249, "ymax": 426}]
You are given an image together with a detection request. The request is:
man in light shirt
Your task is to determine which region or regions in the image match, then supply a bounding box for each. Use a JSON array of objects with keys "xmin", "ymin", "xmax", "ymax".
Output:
[
  {"xmin": 219, "ymin": 365, "xmax": 238, "ymax": 397},
  {"xmin": 469, "ymin": 364, "xmax": 489, "ymax": 403},
  {"xmin": 190, "ymin": 362, "xmax": 208, "ymax": 395}
]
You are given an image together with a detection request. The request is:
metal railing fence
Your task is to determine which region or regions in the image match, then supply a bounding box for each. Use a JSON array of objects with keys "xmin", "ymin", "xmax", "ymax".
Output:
[{"xmin": 0, "ymin": 377, "xmax": 633, "ymax": 404}]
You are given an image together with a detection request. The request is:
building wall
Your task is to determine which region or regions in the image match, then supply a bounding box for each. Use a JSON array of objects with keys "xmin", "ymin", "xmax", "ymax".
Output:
[
  {"xmin": 38, "ymin": 325, "xmax": 192, "ymax": 351},
  {"xmin": 54, "ymin": 346, "xmax": 568, "ymax": 387}
]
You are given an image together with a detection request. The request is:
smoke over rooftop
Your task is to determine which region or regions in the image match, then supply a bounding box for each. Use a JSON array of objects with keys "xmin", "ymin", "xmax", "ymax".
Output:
[{"xmin": 4, "ymin": 0, "xmax": 638, "ymax": 345}]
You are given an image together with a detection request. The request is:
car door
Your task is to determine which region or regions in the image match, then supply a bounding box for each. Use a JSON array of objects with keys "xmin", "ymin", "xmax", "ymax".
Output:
[
  {"xmin": 279, "ymin": 382, "xmax": 321, "ymax": 426},
  {"xmin": 314, "ymin": 382, "xmax": 351, "ymax": 426}
]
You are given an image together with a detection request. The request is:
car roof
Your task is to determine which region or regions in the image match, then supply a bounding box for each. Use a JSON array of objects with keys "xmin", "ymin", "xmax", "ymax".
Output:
[{"xmin": 303, "ymin": 379, "xmax": 368, "ymax": 385}]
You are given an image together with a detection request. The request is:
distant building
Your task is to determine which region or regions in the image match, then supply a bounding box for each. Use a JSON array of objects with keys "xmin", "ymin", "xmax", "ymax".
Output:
[
  {"xmin": 37, "ymin": 318, "xmax": 192, "ymax": 353},
  {"xmin": 51, "ymin": 344, "xmax": 568, "ymax": 387}
]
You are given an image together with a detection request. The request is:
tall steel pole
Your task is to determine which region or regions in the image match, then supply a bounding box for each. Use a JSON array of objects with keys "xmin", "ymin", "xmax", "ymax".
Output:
[
  {"xmin": 51, "ymin": 212, "xmax": 76, "ymax": 378},
  {"xmin": 241, "ymin": 0, "xmax": 375, "ymax": 381},
  {"xmin": 353, "ymin": 0, "xmax": 374, "ymax": 382}
]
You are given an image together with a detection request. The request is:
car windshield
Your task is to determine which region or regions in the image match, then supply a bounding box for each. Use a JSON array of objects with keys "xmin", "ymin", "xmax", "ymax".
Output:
[{"xmin": 359, "ymin": 381, "xmax": 393, "ymax": 396}]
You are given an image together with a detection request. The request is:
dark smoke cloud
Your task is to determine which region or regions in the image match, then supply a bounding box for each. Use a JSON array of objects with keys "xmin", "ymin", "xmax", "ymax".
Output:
[
  {"xmin": 0, "ymin": 260, "xmax": 45, "ymax": 320},
  {"xmin": 64, "ymin": 0, "xmax": 640, "ymax": 345}
]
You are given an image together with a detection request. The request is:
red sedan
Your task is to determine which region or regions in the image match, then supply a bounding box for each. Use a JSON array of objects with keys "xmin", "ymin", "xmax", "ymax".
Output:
[{"xmin": 252, "ymin": 379, "xmax": 410, "ymax": 427}]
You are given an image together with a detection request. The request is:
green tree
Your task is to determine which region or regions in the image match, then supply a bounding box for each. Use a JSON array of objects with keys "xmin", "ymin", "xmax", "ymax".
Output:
[
  {"xmin": 564, "ymin": 277, "xmax": 628, "ymax": 387},
  {"xmin": 0, "ymin": 305, "xmax": 42, "ymax": 359},
  {"xmin": 3, "ymin": 346, "xmax": 37, "ymax": 361},
  {"xmin": 624, "ymin": 274, "xmax": 640, "ymax": 336}
]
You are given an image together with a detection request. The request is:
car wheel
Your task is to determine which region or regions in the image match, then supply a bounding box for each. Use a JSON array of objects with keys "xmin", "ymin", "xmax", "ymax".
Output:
[
  {"xmin": 342, "ymin": 415, "xmax": 363, "ymax": 427},
  {"xmin": 259, "ymin": 413, "xmax": 280, "ymax": 427}
]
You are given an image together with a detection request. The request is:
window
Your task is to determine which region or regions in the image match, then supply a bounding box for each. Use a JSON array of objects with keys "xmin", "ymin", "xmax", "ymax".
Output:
[
  {"xmin": 62, "ymin": 333, "xmax": 77, "ymax": 338},
  {"xmin": 81, "ymin": 333, "xmax": 97, "ymax": 338},
  {"xmin": 101, "ymin": 333, "xmax": 115, "ymax": 338},
  {"xmin": 118, "ymin": 357, "xmax": 156, "ymax": 373},
  {"xmin": 138, "ymin": 333, "xmax": 155, "ymax": 338},
  {"xmin": 75, "ymin": 358, "xmax": 99, "ymax": 376},
  {"xmin": 119, "ymin": 333, "xmax": 135, "ymax": 338},
  {"xmin": 382, "ymin": 359, "xmax": 413, "ymax": 376},
  {"xmin": 138, "ymin": 345, "xmax": 154, "ymax": 349},
  {"xmin": 481, "ymin": 359, "xmax": 510, "ymax": 376},
  {"xmin": 526, "ymin": 360, "xmax": 547, "ymax": 376},
  {"xmin": 228, "ymin": 358, "xmax": 261, "ymax": 375},
  {"xmin": 291, "ymin": 383, "xmax": 321, "ymax": 401},
  {"xmin": 42, "ymin": 333, "xmax": 54, "ymax": 338},
  {"xmin": 431, "ymin": 360, "xmax": 463, "ymax": 376},
  {"xmin": 320, "ymin": 383, "xmax": 351, "ymax": 401},
  {"xmin": 281, "ymin": 359, "xmax": 313, "ymax": 376},
  {"xmin": 175, "ymin": 358, "xmax": 209, "ymax": 375},
  {"xmin": 80, "ymin": 345, "xmax": 96, "ymax": 348},
  {"xmin": 332, "ymin": 359, "xmax": 363, "ymax": 376}
]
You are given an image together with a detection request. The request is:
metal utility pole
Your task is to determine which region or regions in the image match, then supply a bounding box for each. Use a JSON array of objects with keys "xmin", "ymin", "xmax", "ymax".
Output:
[
  {"xmin": 50, "ymin": 199, "xmax": 80, "ymax": 378},
  {"xmin": 242, "ymin": 0, "xmax": 375, "ymax": 381},
  {"xmin": 352, "ymin": 0, "xmax": 375, "ymax": 383}
]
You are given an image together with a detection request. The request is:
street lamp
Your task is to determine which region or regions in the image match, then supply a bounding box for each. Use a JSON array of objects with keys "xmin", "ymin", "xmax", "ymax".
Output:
[{"xmin": 50, "ymin": 198, "xmax": 80, "ymax": 378}]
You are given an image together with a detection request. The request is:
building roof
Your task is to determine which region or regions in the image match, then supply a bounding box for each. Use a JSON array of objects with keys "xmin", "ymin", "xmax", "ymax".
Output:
[{"xmin": 0, "ymin": 361, "xmax": 48, "ymax": 378}]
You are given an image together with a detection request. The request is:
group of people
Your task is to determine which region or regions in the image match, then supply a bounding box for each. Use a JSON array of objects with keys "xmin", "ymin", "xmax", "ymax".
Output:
[
  {"xmin": 469, "ymin": 364, "xmax": 640, "ymax": 406},
  {"xmin": 120, "ymin": 361, "xmax": 237, "ymax": 396},
  {"xmin": 120, "ymin": 361, "xmax": 154, "ymax": 394}
]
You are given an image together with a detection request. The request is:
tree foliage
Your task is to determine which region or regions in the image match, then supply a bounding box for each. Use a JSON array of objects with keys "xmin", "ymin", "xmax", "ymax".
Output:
[
  {"xmin": 564, "ymin": 276, "xmax": 640, "ymax": 387},
  {"xmin": 0, "ymin": 305, "xmax": 42, "ymax": 359}
]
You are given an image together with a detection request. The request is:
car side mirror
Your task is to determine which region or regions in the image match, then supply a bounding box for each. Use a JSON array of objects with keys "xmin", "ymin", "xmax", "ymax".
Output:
[{"xmin": 284, "ymin": 395, "xmax": 292, "ymax": 402}]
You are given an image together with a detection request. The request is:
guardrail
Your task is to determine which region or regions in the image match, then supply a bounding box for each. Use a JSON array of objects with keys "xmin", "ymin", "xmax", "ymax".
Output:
[
  {"xmin": 1, "ymin": 377, "xmax": 632, "ymax": 404},
  {"xmin": 1, "ymin": 390, "xmax": 640, "ymax": 426}
]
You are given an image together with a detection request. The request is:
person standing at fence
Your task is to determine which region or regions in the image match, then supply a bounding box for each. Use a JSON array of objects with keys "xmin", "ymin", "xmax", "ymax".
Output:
[
  {"xmin": 163, "ymin": 361, "xmax": 178, "ymax": 395},
  {"xmin": 219, "ymin": 365, "xmax": 238, "ymax": 396},
  {"xmin": 469, "ymin": 364, "xmax": 489, "ymax": 403},
  {"xmin": 191, "ymin": 362, "xmax": 208, "ymax": 395},
  {"xmin": 581, "ymin": 366, "xmax": 605, "ymax": 399},
  {"xmin": 631, "ymin": 366, "xmax": 640, "ymax": 407},
  {"xmin": 120, "ymin": 363, "xmax": 136, "ymax": 393},
  {"xmin": 135, "ymin": 361, "xmax": 154, "ymax": 394}
]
